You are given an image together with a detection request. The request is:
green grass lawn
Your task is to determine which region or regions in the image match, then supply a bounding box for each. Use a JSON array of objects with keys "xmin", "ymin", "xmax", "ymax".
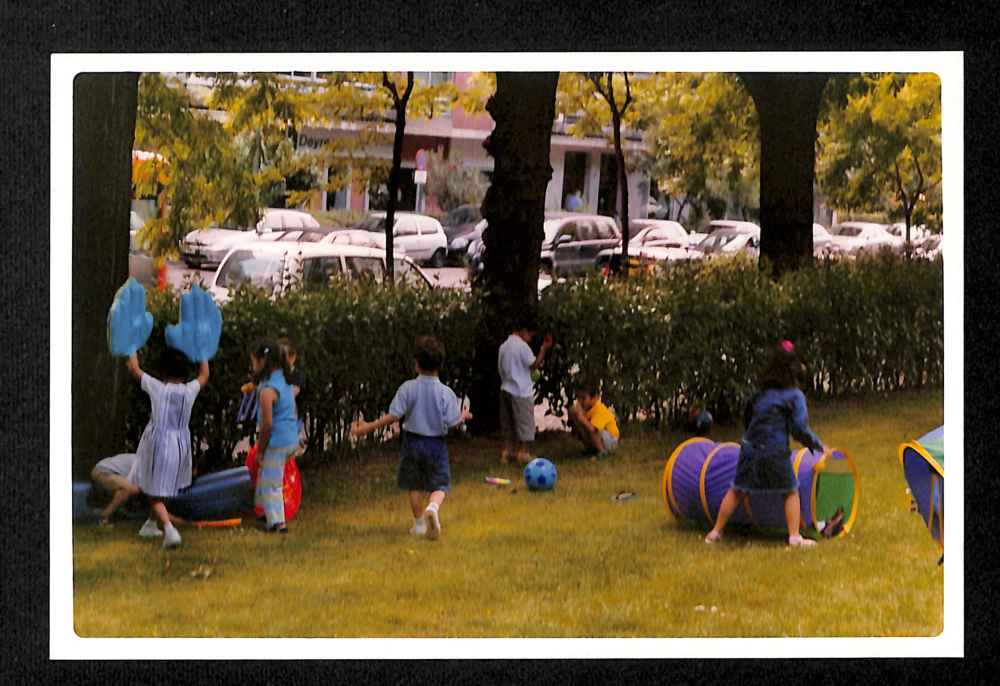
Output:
[{"xmin": 73, "ymin": 388, "xmax": 944, "ymax": 637}]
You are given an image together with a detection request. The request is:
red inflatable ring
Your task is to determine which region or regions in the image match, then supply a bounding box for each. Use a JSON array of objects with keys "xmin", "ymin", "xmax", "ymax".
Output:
[{"xmin": 246, "ymin": 444, "xmax": 302, "ymax": 522}]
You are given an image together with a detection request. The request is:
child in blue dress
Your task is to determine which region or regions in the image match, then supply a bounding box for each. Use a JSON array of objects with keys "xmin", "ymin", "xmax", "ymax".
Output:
[
  {"xmin": 250, "ymin": 341, "xmax": 300, "ymax": 533},
  {"xmin": 126, "ymin": 348, "xmax": 210, "ymax": 549},
  {"xmin": 704, "ymin": 340, "xmax": 825, "ymax": 548}
]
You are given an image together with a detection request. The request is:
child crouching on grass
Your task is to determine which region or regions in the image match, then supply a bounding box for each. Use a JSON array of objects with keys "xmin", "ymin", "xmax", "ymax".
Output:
[
  {"xmin": 351, "ymin": 336, "xmax": 472, "ymax": 540},
  {"xmin": 568, "ymin": 377, "xmax": 620, "ymax": 457}
]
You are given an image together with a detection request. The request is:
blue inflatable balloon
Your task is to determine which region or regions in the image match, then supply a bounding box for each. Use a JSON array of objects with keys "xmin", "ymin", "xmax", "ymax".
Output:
[
  {"xmin": 107, "ymin": 278, "xmax": 154, "ymax": 357},
  {"xmin": 524, "ymin": 457, "xmax": 557, "ymax": 492},
  {"xmin": 165, "ymin": 285, "xmax": 223, "ymax": 362}
]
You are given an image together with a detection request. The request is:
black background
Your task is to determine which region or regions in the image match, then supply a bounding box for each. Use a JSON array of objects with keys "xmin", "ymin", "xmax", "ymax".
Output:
[{"xmin": 2, "ymin": 0, "xmax": 996, "ymax": 681}]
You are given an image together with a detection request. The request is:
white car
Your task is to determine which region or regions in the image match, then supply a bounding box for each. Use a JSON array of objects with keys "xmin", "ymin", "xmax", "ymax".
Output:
[
  {"xmin": 181, "ymin": 209, "xmax": 321, "ymax": 269},
  {"xmin": 595, "ymin": 220, "xmax": 693, "ymax": 271},
  {"xmin": 352, "ymin": 212, "xmax": 448, "ymax": 267},
  {"xmin": 813, "ymin": 223, "xmax": 834, "ymax": 255},
  {"xmin": 689, "ymin": 226, "xmax": 761, "ymax": 260},
  {"xmin": 828, "ymin": 221, "xmax": 902, "ymax": 256},
  {"xmin": 208, "ymin": 242, "xmax": 432, "ymax": 304},
  {"xmin": 914, "ymin": 233, "xmax": 943, "ymax": 260},
  {"xmin": 687, "ymin": 219, "xmax": 761, "ymax": 246},
  {"xmin": 887, "ymin": 222, "xmax": 929, "ymax": 243}
]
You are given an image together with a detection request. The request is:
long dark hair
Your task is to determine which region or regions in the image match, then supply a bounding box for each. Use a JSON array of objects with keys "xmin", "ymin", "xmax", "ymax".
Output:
[
  {"xmin": 252, "ymin": 340, "xmax": 291, "ymax": 384},
  {"xmin": 759, "ymin": 340, "xmax": 806, "ymax": 390}
]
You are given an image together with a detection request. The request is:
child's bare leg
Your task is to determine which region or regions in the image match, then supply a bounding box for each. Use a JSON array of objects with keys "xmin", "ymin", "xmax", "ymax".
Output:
[
  {"xmin": 516, "ymin": 441, "xmax": 533, "ymax": 465},
  {"xmin": 784, "ymin": 491, "xmax": 802, "ymax": 538},
  {"xmin": 149, "ymin": 498, "xmax": 171, "ymax": 528},
  {"xmin": 708, "ymin": 489, "xmax": 743, "ymax": 538},
  {"xmin": 428, "ymin": 490, "xmax": 446, "ymax": 509},
  {"xmin": 408, "ymin": 490, "xmax": 425, "ymax": 518}
]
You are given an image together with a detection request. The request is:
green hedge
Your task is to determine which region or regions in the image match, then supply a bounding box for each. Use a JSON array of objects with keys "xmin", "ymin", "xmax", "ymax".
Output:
[{"xmin": 124, "ymin": 253, "xmax": 943, "ymax": 472}]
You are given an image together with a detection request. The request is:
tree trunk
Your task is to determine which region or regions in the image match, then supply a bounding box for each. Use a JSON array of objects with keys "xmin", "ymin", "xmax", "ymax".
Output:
[
  {"xmin": 72, "ymin": 73, "xmax": 139, "ymax": 478},
  {"xmin": 469, "ymin": 72, "xmax": 559, "ymax": 435},
  {"xmin": 612, "ymin": 109, "xmax": 630, "ymax": 278},
  {"xmin": 383, "ymin": 72, "xmax": 413, "ymax": 285},
  {"xmin": 739, "ymin": 74, "xmax": 828, "ymax": 275}
]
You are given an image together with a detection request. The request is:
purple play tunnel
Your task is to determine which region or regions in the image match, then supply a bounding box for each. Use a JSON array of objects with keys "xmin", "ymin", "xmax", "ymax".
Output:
[{"xmin": 661, "ymin": 438, "xmax": 860, "ymax": 538}]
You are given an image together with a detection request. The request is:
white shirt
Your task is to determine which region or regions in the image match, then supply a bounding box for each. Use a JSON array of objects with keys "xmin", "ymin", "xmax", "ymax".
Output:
[{"xmin": 498, "ymin": 334, "xmax": 536, "ymax": 398}]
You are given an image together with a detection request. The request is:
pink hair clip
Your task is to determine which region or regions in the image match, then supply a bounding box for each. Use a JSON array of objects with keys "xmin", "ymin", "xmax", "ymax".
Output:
[{"xmin": 780, "ymin": 339, "xmax": 795, "ymax": 353}]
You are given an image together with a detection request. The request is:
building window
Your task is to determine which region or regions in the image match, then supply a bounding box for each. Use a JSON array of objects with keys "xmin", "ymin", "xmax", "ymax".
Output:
[
  {"xmin": 414, "ymin": 72, "xmax": 454, "ymax": 86},
  {"xmin": 562, "ymin": 152, "xmax": 588, "ymax": 210},
  {"xmin": 368, "ymin": 169, "xmax": 417, "ymax": 212}
]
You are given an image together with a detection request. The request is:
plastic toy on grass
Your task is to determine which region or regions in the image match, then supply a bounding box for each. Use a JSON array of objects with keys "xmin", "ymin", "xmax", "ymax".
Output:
[
  {"xmin": 898, "ymin": 426, "xmax": 943, "ymax": 553},
  {"xmin": 661, "ymin": 438, "xmax": 859, "ymax": 539},
  {"xmin": 245, "ymin": 444, "xmax": 303, "ymax": 522},
  {"xmin": 107, "ymin": 278, "xmax": 154, "ymax": 357},
  {"xmin": 524, "ymin": 458, "xmax": 557, "ymax": 491},
  {"xmin": 165, "ymin": 284, "xmax": 223, "ymax": 362},
  {"xmin": 169, "ymin": 467, "xmax": 253, "ymax": 521}
]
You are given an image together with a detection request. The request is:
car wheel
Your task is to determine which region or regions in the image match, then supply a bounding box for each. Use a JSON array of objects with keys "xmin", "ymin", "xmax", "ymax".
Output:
[{"xmin": 429, "ymin": 248, "xmax": 447, "ymax": 268}]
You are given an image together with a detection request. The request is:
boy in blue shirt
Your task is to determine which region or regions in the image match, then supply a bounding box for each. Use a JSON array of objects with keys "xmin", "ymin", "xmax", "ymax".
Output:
[{"xmin": 351, "ymin": 336, "xmax": 471, "ymax": 540}]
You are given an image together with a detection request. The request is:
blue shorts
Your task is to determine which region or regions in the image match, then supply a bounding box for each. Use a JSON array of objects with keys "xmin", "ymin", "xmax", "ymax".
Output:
[{"xmin": 397, "ymin": 432, "xmax": 451, "ymax": 492}]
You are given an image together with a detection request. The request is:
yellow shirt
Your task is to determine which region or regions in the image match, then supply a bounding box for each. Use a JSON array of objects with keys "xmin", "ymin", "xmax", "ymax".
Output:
[{"xmin": 586, "ymin": 400, "xmax": 620, "ymax": 439}]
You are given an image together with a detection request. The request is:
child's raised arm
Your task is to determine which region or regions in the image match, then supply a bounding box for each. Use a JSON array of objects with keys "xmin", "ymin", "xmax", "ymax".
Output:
[
  {"xmin": 350, "ymin": 413, "xmax": 400, "ymax": 438},
  {"xmin": 196, "ymin": 360, "xmax": 210, "ymax": 387},
  {"xmin": 125, "ymin": 353, "xmax": 144, "ymax": 382}
]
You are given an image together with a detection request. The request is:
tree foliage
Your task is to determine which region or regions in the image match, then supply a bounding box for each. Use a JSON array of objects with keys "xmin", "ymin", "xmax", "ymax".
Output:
[
  {"xmin": 425, "ymin": 148, "xmax": 489, "ymax": 212},
  {"xmin": 817, "ymin": 73, "xmax": 942, "ymax": 241},
  {"xmin": 133, "ymin": 71, "xmax": 460, "ymax": 261},
  {"xmin": 634, "ymin": 73, "xmax": 759, "ymax": 224}
]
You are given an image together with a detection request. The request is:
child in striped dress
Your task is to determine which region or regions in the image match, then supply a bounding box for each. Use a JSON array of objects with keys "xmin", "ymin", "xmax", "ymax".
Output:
[{"xmin": 126, "ymin": 348, "xmax": 209, "ymax": 549}]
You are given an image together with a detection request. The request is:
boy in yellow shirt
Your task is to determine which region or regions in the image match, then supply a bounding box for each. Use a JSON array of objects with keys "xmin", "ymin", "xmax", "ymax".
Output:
[{"xmin": 568, "ymin": 378, "xmax": 620, "ymax": 456}]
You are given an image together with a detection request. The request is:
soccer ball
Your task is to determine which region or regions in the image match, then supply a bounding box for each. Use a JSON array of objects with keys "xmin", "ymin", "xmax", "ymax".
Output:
[{"xmin": 524, "ymin": 458, "xmax": 557, "ymax": 491}]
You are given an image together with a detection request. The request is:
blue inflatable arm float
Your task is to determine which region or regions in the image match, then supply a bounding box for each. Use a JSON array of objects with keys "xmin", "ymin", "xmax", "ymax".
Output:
[
  {"xmin": 165, "ymin": 285, "xmax": 223, "ymax": 362},
  {"xmin": 107, "ymin": 278, "xmax": 154, "ymax": 357}
]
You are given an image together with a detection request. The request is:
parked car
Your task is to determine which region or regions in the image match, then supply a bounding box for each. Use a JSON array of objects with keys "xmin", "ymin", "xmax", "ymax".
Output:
[
  {"xmin": 595, "ymin": 220, "xmax": 692, "ymax": 272},
  {"xmin": 353, "ymin": 212, "xmax": 448, "ymax": 266},
  {"xmin": 813, "ymin": 223, "xmax": 834, "ymax": 256},
  {"xmin": 687, "ymin": 219, "xmax": 761, "ymax": 245},
  {"xmin": 269, "ymin": 227, "xmax": 337, "ymax": 243},
  {"xmin": 441, "ymin": 204, "xmax": 483, "ymax": 259},
  {"xmin": 689, "ymin": 226, "xmax": 761, "ymax": 260},
  {"xmin": 887, "ymin": 222, "xmax": 929, "ymax": 243},
  {"xmin": 828, "ymin": 221, "xmax": 902, "ymax": 256},
  {"xmin": 914, "ymin": 233, "xmax": 943, "ymax": 260},
  {"xmin": 448, "ymin": 218, "xmax": 486, "ymax": 264},
  {"xmin": 539, "ymin": 212, "xmax": 621, "ymax": 276},
  {"xmin": 208, "ymin": 242, "xmax": 432, "ymax": 304},
  {"xmin": 181, "ymin": 209, "xmax": 321, "ymax": 269}
]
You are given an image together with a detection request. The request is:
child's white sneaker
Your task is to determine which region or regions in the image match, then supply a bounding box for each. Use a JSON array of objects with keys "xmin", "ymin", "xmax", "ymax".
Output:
[
  {"xmin": 162, "ymin": 524, "xmax": 182, "ymax": 549},
  {"xmin": 788, "ymin": 535, "xmax": 817, "ymax": 548},
  {"xmin": 409, "ymin": 519, "xmax": 427, "ymax": 537},
  {"xmin": 423, "ymin": 505, "xmax": 441, "ymax": 541},
  {"xmin": 138, "ymin": 519, "xmax": 163, "ymax": 538}
]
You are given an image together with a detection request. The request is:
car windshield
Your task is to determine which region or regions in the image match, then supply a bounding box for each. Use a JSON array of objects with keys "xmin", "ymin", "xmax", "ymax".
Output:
[
  {"xmin": 697, "ymin": 233, "xmax": 741, "ymax": 253},
  {"xmin": 215, "ymin": 251, "xmax": 284, "ymax": 290},
  {"xmin": 835, "ymin": 226, "xmax": 865, "ymax": 237},
  {"xmin": 357, "ymin": 216, "xmax": 390, "ymax": 233}
]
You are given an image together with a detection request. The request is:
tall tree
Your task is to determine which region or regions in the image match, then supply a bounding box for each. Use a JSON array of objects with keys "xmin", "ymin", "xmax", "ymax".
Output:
[
  {"xmin": 379, "ymin": 71, "xmax": 414, "ymax": 285},
  {"xmin": 469, "ymin": 72, "xmax": 559, "ymax": 434},
  {"xmin": 73, "ymin": 73, "xmax": 139, "ymax": 477},
  {"xmin": 585, "ymin": 72, "xmax": 635, "ymax": 276},
  {"xmin": 740, "ymin": 73, "xmax": 828, "ymax": 274},
  {"xmin": 817, "ymin": 73, "xmax": 942, "ymax": 246}
]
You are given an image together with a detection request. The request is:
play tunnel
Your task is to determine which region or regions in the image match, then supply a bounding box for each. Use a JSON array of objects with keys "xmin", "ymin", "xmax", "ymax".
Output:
[
  {"xmin": 661, "ymin": 438, "xmax": 860, "ymax": 538},
  {"xmin": 898, "ymin": 426, "xmax": 944, "ymax": 548}
]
